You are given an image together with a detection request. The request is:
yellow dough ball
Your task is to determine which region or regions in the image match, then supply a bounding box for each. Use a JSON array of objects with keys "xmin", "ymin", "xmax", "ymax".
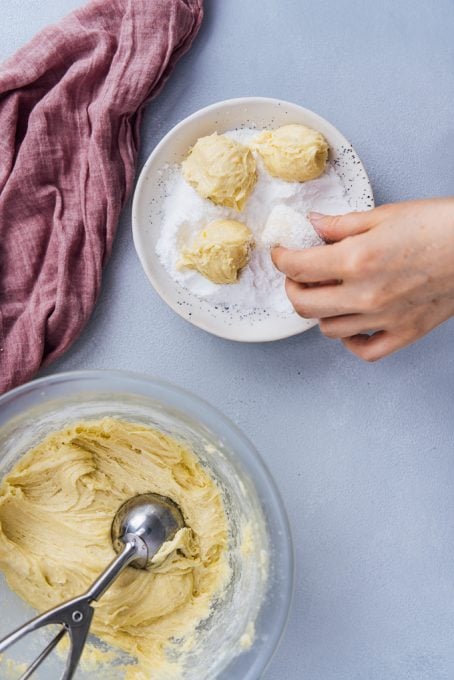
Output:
[
  {"xmin": 252, "ymin": 124, "xmax": 329, "ymax": 182},
  {"xmin": 178, "ymin": 219, "xmax": 254, "ymax": 284},
  {"xmin": 182, "ymin": 133, "xmax": 257, "ymax": 211}
]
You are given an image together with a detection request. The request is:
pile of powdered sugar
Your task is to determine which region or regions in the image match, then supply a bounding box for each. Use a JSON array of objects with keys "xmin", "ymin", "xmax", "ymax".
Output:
[{"xmin": 155, "ymin": 128, "xmax": 352, "ymax": 315}]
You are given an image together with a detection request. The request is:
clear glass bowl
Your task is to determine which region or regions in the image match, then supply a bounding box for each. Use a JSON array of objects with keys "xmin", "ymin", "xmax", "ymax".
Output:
[{"xmin": 0, "ymin": 370, "xmax": 293, "ymax": 679}]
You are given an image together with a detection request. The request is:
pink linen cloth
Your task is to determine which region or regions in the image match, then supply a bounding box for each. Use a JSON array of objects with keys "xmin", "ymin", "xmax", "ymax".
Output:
[{"xmin": 0, "ymin": 0, "xmax": 203, "ymax": 394}]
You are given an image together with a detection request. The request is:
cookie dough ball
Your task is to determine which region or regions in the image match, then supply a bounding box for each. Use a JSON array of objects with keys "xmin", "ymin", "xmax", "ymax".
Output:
[
  {"xmin": 178, "ymin": 219, "xmax": 254, "ymax": 284},
  {"xmin": 262, "ymin": 205, "xmax": 324, "ymax": 250},
  {"xmin": 182, "ymin": 133, "xmax": 257, "ymax": 211},
  {"xmin": 253, "ymin": 124, "xmax": 329, "ymax": 182}
]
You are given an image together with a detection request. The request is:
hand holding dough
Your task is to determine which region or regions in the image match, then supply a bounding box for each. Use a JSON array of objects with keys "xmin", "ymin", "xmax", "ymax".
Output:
[
  {"xmin": 179, "ymin": 219, "xmax": 254, "ymax": 284},
  {"xmin": 262, "ymin": 205, "xmax": 324, "ymax": 250},
  {"xmin": 253, "ymin": 124, "xmax": 329, "ymax": 182},
  {"xmin": 182, "ymin": 133, "xmax": 257, "ymax": 211}
]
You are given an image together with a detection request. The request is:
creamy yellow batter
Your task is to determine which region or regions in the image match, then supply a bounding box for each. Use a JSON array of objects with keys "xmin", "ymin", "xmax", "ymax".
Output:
[
  {"xmin": 178, "ymin": 218, "xmax": 254, "ymax": 284},
  {"xmin": 252, "ymin": 124, "xmax": 329, "ymax": 182},
  {"xmin": 0, "ymin": 419, "xmax": 229, "ymax": 678},
  {"xmin": 182, "ymin": 133, "xmax": 257, "ymax": 210}
]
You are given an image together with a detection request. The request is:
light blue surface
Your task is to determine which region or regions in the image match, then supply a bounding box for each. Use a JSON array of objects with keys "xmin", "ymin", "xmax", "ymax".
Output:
[{"xmin": 2, "ymin": 1, "xmax": 454, "ymax": 679}]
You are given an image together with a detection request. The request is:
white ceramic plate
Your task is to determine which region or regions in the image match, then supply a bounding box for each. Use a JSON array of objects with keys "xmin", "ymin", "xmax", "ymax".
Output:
[{"xmin": 132, "ymin": 97, "xmax": 374, "ymax": 342}]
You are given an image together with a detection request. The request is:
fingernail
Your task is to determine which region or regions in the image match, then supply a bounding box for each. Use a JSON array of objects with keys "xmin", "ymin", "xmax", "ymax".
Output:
[{"xmin": 308, "ymin": 212, "xmax": 326, "ymax": 223}]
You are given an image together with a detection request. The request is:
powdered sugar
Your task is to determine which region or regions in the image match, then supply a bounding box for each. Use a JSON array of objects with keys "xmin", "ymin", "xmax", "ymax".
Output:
[
  {"xmin": 261, "ymin": 205, "xmax": 324, "ymax": 250},
  {"xmin": 156, "ymin": 128, "xmax": 352, "ymax": 314}
]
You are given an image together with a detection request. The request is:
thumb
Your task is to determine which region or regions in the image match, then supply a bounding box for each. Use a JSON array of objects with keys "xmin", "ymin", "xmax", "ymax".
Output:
[{"xmin": 309, "ymin": 210, "xmax": 375, "ymax": 243}]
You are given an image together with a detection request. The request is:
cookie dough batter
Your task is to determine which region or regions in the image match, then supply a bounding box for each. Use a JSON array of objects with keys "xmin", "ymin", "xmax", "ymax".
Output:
[
  {"xmin": 178, "ymin": 219, "xmax": 254, "ymax": 284},
  {"xmin": 0, "ymin": 419, "xmax": 229, "ymax": 677},
  {"xmin": 182, "ymin": 133, "xmax": 257, "ymax": 211},
  {"xmin": 253, "ymin": 124, "xmax": 329, "ymax": 182}
]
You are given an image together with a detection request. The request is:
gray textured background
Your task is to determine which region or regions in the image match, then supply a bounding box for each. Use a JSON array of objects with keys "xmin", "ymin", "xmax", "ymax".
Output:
[{"xmin": 2, "ymin": 1, "xmax": 454, "ymax": 678}]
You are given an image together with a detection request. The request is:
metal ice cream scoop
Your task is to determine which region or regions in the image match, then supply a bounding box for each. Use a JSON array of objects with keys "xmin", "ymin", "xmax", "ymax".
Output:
[{"xmin": 0, "ymin": 493, "xmax": 185, "ymax": 679}]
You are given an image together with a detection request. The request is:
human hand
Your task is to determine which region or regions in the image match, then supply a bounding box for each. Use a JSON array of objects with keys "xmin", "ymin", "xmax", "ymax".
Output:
[{"xmin": 272, "ymin": 198, "xmax": 454, "ymax": 361}]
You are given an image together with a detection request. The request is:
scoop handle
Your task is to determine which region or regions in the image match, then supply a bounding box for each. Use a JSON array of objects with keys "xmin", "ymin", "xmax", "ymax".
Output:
[
  {"xmin": 84, "ymin": 534, "xmax": 146, "ymax": 601},
  {"xmin": 0, "ymin": 594, "xmax": 95, "ymax": 680},
  {"xmin": 0, "ymin": 535, "xmax": 146, "ymax": 679}
]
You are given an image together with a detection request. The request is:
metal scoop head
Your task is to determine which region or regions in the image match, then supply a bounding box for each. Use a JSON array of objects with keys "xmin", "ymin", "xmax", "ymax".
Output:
[{"xmin": 111, "ymin": 492, "xmax": 185, "ymax": 568}]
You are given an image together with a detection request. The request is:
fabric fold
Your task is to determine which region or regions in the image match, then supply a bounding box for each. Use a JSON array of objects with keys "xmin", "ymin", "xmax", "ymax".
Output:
[{"xmin": 0, "ymin": 0, "xmax": 203, "ymax": 393}]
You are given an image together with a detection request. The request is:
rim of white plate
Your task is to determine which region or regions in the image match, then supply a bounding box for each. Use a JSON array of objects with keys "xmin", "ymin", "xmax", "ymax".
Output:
[{"xmin": 132, "ymin": 97, "xmax": 374, "ymax": 342}]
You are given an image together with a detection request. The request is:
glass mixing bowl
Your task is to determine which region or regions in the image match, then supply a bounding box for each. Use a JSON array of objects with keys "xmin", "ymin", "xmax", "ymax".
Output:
[{"xmin": 0, "ymin": 370, "xmax": 293, "ymax": 679}]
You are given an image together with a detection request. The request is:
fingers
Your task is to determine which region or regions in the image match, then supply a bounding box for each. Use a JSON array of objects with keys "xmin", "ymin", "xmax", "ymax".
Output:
[
  {"xmin": 308, "ymin": 210, "xmax": 375, "ymax": 242},
  {"xmin": 319, "ymin": 314, "xmax": 385, "ymax": 339},
  {"xmin": 272, "ymin": 243, "xmax": 346, "ymax": 283},
  {"xmin": 285, "ymin": 278, "xmax": 359, "ymax": 318},
  {"xmin": 272, "ymin": 207, "xmax": 382, "ymax": 283},
  {"xmin": 341, "ymin": 331, "xmax": 408, "ymax": 362}
]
